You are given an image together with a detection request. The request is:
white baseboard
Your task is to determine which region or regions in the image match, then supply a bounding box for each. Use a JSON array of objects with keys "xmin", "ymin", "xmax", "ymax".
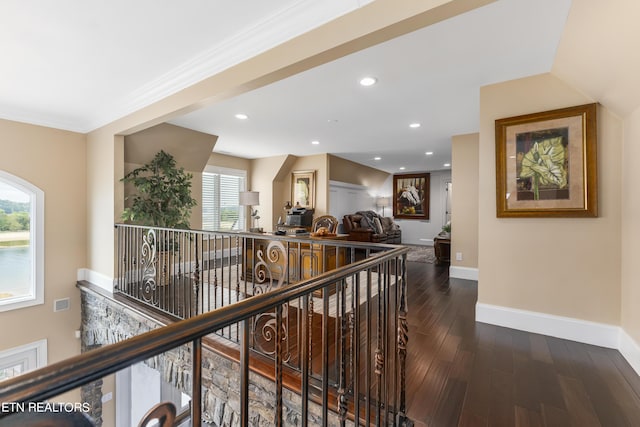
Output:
[
  {"xmin": 476, "ymin": 303, "xmax": 620, "ymax": 349},
  {"xmin": 418, "ymin": 238, "xmax": 434, "ymax": 245},
  {"xmin": 77, "ymin": 268, "xmax": 114, "ymax": 293},
  {"xmin": 476, "ymin": 302, "xmax": 640, "ymax": 376},
  {"xmin": 619, "ymin": 330, "xmax": 640, "ymax": 376},
  {"xmin": 449, "ymin": 266, "xmax": 478, "ymax": 281}
]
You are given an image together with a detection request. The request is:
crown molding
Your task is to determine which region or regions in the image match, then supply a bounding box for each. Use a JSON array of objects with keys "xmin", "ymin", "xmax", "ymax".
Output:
[
  {"xmin": 85, "ymin": 0, "xmax": 369, "ymax": 132},
  {"xmin": 0, "ymin": 1, "xmax": 369, "ymax": 133},
  {"xmin": 0, "ymin": 106, "xmax": 85, "ymax": 133}
]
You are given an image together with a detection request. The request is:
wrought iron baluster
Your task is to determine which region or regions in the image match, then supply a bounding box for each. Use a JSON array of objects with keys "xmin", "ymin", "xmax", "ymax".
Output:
[
  {"xmin": 338, "ymin": 278, "xmax": 348, "ymax": 427},
  {"xmin": 275, "ymin": 304, "xmax": 284, "ymax": 427},
  {"xmin": 375, "ymin": 263, "xmax": 384, "ymax": 426},
  {"xmin": 397, "ymin": 255, "xmax": 409, "ymax": 425}
]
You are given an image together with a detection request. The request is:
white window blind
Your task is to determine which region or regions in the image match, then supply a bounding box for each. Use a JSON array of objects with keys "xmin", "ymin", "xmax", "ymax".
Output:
[{"xmin": 202, "ymin": 167, "xmax": 246, "ymax": 231}]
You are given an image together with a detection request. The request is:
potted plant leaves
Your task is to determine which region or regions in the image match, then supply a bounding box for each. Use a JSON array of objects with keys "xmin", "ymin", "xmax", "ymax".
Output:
[
  {"xmin": 121, "ymin": 150, "xmax": 197, "ymax": 284},
  {"xmin": 121, "ymin": 150, "xmax": 196, "ymax": 229}
]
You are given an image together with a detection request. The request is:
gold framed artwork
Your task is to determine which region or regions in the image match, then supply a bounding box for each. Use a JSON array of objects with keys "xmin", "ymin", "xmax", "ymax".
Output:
[
  {"xmin": 291, "ymin": 170, "xmax": 315, "ymax": 209},
  {"xmin": 495, "ymin": 103, "xmax": 597, "ymax": 218},
  {"xmin": 393, "ymin": 173, "xmax": 430, "ymax": 220}
]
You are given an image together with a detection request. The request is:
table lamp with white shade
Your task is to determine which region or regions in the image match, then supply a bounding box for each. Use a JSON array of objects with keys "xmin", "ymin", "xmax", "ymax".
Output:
[{"xmin": 239, "ymin": 191, "xmax": 261, "ymax": 232}]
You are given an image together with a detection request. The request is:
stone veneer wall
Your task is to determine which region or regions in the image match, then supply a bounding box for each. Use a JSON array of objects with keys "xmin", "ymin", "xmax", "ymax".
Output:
[{"xmin": 79, "ymin": 285, "xmax": 344, "ymax": 426}]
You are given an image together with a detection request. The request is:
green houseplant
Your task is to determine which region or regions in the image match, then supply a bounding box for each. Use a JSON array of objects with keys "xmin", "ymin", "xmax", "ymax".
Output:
[{"xmin": 121, "ymin": 150, "xmax": 196, "ymax": 229}]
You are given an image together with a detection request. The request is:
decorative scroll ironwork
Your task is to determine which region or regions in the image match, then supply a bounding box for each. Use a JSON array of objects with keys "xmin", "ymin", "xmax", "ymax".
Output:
[
  {"xmin": 397, "ymin": 256, "xmax": 410, "ymax": 425},
  {"xmin": 374, "ymin": 348, "xmax": 384, "ymax": 376},
  {"xmin": 253, "ymin": 240, "xmax": 291, "ymax": 361},
  {"xmin": 252, "ymin": 240, "xmax": 287, "ymax": 292},
  {"xmin": 140, "ymin": 228, "xmax": 158, "ymax": 304},
  {"xmin": 338, "ymin": 279, "xmax": 348, "ymax": 426}
]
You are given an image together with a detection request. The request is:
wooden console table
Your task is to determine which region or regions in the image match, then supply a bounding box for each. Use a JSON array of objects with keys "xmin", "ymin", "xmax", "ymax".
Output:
[{"xmin": 244, "ymin": 236, "xmax": 348, "ymax": 284}]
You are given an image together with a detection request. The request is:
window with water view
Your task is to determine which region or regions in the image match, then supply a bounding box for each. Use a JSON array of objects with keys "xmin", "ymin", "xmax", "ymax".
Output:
[{"xmin": 0, "ymin": 173, "xmax": 42, "ymax": 311}]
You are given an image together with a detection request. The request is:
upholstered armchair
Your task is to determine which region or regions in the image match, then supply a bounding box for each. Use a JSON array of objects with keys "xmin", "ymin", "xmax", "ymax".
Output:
[{"xmin": 311, "ymin": 215, "xmax": 339, "ymax": 234}]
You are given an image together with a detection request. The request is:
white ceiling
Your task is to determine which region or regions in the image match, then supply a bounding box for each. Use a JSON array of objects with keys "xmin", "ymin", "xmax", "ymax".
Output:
[
  {"xmin": 175, "ymin": 0, "xmax": 572, "ymax": 173},
  {"xmin": 0, "ymin": 0, "xmax": 572, "ymax": 174},
  {"xmin": 0, "ymin": 0, "xmax": 370, "ymax": 131}
]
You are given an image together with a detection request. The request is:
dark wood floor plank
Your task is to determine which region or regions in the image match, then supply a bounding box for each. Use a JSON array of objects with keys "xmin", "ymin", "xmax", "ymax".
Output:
[
  {"xmin": 608, "ymin": 349, "xmax": 640, "ymax": 399},
  {"xmin": 460, "ymin": 345, "xmax": 492, "ymax": 421},
  {"xmin": 407, "ymin": 358, "xmax": 452, "ymax": 424},
  {"xmin": 586, "ymin": 348, "xmax": 640, "ymax": 426},
  {"xmin": 529, "ymin": 334, "xmax": 553, "ymax": 364},
  {"xmin": 512, "ymin": 354, "xmax": 543, "ymax": 413},
  {"xmin": 401, "ymin": 259, "xmax": 640, "ymax": 427},
  {"xmin": 540, "ymin": 404, "xmax": 571, "ymax": 427},
  {"xmin": 488, "ymin": 368, "xmax": 515, "ymax": 427},
  {"xmin": 458, "ymin": 410, "xmax": 488, "ymax": 427},
  {"xmin": 431, "ymin": 378, "xmax": 466, "ymax": 427},
  {"xmin": 557, "ymin": 375, "xmax": 602, "ymax": 427},
  {"xmin": 491, "ymin": 326, "xmax": 515, "ymax": 374},
  {"xmin": 514, "ymin": 405, "xmax": 543, "ymax": 427},
  {"xmin": 528, "ymin": 360, "xmax": 566, "ymax": 410}
]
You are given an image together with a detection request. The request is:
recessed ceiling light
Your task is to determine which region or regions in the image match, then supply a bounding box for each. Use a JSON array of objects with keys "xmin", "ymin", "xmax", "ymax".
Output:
[
  {"xmin": 444, "ymin": 163, "xmax": 451, "ymax": 167},
  {"xmin": 374, "ymin": 156, "xmax": 381, "ymax": 161},
  {"xmin": 399, "ymin": 167, "xmax": 406, "ymax": 170},
  {"xmin": 235, "ymin": 113, "xmax": 248, "ymax": 120},
  {"xmin": 409, "ymin": 123, "xmax": 421, "ymax": 128},
  {"xmin": 425, "ymin": 151, "xmax": 433, "ymax": 156},
  {"xmin": 359, "ymin": 77, "xmax": 377, "ymax": 87},
  {"xmin": 311, "ymin": 140, "xmax": 320, "ymax": 145}
]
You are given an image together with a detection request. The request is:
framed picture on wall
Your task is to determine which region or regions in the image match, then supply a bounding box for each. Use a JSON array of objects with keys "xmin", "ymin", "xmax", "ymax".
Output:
[
  {"xmin": 495, "ymin": 103, "xmax": 598, "ymax": 217},
  {"xmin": 393, "ymin": 173, "xmax": 430, "ymax": 220},
  {"xmin": 291, "ymin": 170, "xmax": 315, "ymax": 209}
]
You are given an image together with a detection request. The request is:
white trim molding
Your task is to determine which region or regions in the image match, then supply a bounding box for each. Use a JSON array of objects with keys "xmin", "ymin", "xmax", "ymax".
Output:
[
  {"xmin": 476, "ymin": 303, "xmax": 620, "ymax": 349},
  {"xmin": 449, "ymin": 266, "xmax": 478, "ymax": 281},
  {"xmin": 476, "ymin": 302, "xmax": 640, "ymax": 376},
  {"xmin": 0, "ymin": 170, "xmax": 44, "ymax": 313},
  {"xmin": 619, "ymin": 330, "xmax": 640, "ymax": 377},
  {"xmin": 77, "ymin": 269, "xmax": 114, "ymax": 293},
  {"xmin": 0, "ymin": 339, "xmax": 47, "ymax": 379}
]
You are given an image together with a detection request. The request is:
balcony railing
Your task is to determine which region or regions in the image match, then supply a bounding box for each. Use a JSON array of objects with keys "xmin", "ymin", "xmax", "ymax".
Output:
[{"xmin": 0, "ymin": 224, "xmax": 411, "ymax": 426}]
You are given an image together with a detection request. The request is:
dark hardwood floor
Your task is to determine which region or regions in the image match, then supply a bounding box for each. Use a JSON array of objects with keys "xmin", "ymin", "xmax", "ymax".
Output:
[{"xmin": 405, "ymin": 260, "xmax": 640, "ymax": 427}]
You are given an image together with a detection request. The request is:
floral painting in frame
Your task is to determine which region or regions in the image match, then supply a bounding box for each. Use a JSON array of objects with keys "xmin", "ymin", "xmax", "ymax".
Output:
[{"xmin": 495, "ymin": 103, "xmax": 597, "ymax": 217}]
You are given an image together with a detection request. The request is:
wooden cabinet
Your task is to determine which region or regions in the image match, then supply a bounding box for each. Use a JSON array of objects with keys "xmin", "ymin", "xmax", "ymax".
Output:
[
  {"xmin": 243, "ymin": 238, "xmax": 347, "ymax": 286},
  {"xmin": 433, "ymin": 233, "xmax": 451, "ymax": 265}
]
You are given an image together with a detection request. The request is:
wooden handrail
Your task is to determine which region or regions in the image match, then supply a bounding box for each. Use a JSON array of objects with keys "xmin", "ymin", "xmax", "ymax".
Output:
[{"xmin": 0, "ymin": 246, "xmax": 408, "ymax": 409}]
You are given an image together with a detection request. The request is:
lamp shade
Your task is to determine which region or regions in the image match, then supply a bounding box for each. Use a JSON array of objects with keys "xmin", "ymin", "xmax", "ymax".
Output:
[
  {"xmin": 377, "ymin": 196, "xmax": 390, "ymax": 207},
  {"xmin": 239, "ymin": 191, "xmax": 260, "ymax": 206}
]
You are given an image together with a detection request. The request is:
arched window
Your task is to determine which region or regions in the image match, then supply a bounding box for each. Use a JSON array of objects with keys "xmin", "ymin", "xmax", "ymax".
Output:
[{"xmin": 0, "ymin": 171, "xmax": 44, "ymax": 312}]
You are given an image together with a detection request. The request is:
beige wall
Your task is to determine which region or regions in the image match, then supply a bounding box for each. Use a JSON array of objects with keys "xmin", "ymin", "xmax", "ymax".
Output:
[
  {"xmin": 207, "ymin": 152, "xmax": 252, "ymax": 172},
  {"xmin": 451, "ymin": 133, "xmax": 479, "ymax": 269},
  {"xmin": 621, "ymin": 107, "xmax": 640, "ymax": 343},
  {"xmin": 124, "ymin": 123, "xmax": 216, "ymax": 172},
  {"xmin": 123, "ymin": 123, "xmax": 217, "ymax": 229},
  {"xmin": 251, "ymin": 155, "xmax": 292, "ymax": 231},
  {"xmin": 328, "ymin": 155, "xmax": 389, "ymax": 190},
  {"xmin": 0, "ymin": 119, "xmax": 86, "ymax": 400},
  {"xmin": 85, "ymin": 0, "xmax": 493, "ymax": 277},
  {"xmin": 478, "ymin": 73, "xmax": 622, "ymax": 324},
  {"xmin": 287, "ymin": 154, "xmax": 329, "ymax": 216},
  {"xmin": 87, "ymin": 130, "xmax": 121, "ymax": 278}
]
